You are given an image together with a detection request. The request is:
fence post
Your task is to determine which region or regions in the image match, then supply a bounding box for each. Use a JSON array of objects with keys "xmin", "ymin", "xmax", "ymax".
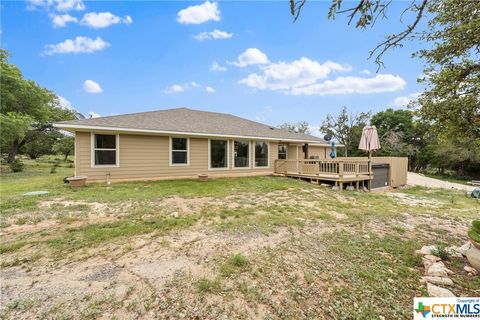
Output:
[
  {"xmin": 355, "ymin": 162, "xmax": 359, "ymax": 177},
  {"xmin": 338, "ymin": 160, "xmax": 344, "ymax": 178}
]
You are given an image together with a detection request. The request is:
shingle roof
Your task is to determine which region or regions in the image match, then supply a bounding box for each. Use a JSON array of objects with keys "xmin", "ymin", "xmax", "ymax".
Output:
[{"xmin": 55, "ymin": 107, "xmax": 328, "ymax": 144}]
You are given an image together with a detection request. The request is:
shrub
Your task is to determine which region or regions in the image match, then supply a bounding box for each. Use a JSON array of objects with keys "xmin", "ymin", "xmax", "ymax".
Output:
[
  {"xmin": 9, "ymin": 159, "xmax": 25, "ymax": 172},
  {"xmin": 50, "ymin": 161, "xmax": 60, "ymax": 174}
]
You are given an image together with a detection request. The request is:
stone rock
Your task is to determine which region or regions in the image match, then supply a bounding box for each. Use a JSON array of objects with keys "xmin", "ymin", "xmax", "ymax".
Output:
[
  {"xmin": 424, "ymin": 255, "xmax": 442, "ymax": 262},
  {"xmin": 456, "ymin": 242, "xmax": 472, "ymax": 256},
  {"xmin": 346, "ymin": 185, "xmax": 355, "ymax": 191},
  {"xmin": 445, "ymin": 246, "xmax": 463, "ymax": 258},
  {"xmin": 427, "ymin": 262, "xmax": 449, "ymax": 277},
  {"xmin": 422, "ymin": 256, "xmax": 443, "ymax": 270},
  {"xmin": 466, "ymin": 247, "xmax": 480, "ymax": 271},
  {"xmin": 170, "ymin": 212, "xmax": 179, "ymax": 218},
  {"xmin": 420, "ymin": 276, "xmax": 453, "ymax": 286},
  {"xmin": 416, "ymin": 245, "xmax": 436, "ymax": 255},
  {"xmin": 427, "ymin": 283, "xmax": 456, "ymax": 297},
  {"xmin": 331, "ymin": 186, "xmax": 339, "ymax": 190},
  {"xmin": 423, "ymin": 258, "xmax": 434, "ymax": 271},
  {"xmin": 464, "ymin": 265, "xmax": 478, "ymax": 275}
]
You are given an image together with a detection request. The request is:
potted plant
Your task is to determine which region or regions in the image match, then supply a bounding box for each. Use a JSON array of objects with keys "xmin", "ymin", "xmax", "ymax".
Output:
[
  {"xmin": 468, "ymin": 220, "xmax": 480, "ymax": 250},
  {"xmin": 466, "ymin": 220, "xmax": 480, "ymax": 271}
]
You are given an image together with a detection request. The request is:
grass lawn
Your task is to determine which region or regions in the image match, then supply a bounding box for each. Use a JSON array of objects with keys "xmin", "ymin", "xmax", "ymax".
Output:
[{"xmin": 1, "ymin": 157, "xmax": 479, "ymax": 319}]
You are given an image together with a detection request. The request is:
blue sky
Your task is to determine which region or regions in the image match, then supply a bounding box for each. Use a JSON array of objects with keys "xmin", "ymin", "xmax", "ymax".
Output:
[{"xmin": 2, "ymin": 0, "xmax": 426, "ymax": 135}]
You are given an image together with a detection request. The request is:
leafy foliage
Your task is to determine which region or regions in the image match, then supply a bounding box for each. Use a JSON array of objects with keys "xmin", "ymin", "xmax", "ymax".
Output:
[
  {"xmin": 319, "ymin": 106, "xmax": 371, "ymax": 157},
  {"xmin": 53, "ymin": 136, "xmax": 75, "ymax": 161},
  {"xmin": 278, "ymin": 121, "xmax": 311, "ymax": 134},
  {"xmin": 9, "ymin": 159, "xmax": 25, "ymax": 173},
  {"xmin": 0, "ymin": 49, "xmax": 74, "ymax": 163}
]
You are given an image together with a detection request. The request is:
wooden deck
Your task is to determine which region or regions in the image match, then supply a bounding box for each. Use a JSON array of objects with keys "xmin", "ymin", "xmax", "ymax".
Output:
[{"xmin": 274, "ymin": 159, "xmax": 373, "ymax": 190}]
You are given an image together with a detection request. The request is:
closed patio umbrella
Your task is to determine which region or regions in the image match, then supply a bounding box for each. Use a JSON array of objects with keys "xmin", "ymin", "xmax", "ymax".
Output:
[
  {"xmin": 359, "ymin": 125, "xmax": 381, "ymax": 157},
  {"xmin": 330, "ymin": 141, "xmax": 336, "ymax": 159},
  {"xmin": 359, "ymin": 126, "xmax": 381, "ymax": 190}
]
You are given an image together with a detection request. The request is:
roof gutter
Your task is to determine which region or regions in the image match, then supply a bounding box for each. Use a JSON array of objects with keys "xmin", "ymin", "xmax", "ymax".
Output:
[{"xmin": 53, "ymin": 123, "xmax": 329, "ymax": 145}]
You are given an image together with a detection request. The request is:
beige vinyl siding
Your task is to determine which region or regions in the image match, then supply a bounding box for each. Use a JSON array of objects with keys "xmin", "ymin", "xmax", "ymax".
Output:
[
  {"xmin": 76, "ymin": 132, "xmax": 277, "ymax": 182},
  {"xmin": 336, "ymin": 156, "xmax": 408, "ymax": 187},
  {"xmin": 287, "ymin": 145, "xmax": 299, "ymax": 160},
  {"xmin": 308, "ymin": 146, "xmax": 329, "ymax": 159}
]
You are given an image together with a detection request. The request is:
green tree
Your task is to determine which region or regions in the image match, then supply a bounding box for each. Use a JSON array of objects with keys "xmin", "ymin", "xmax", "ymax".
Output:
[
  {"xmin": 278, "ymin": 121, "xmax": 311, "ymax": 134},
  {"xmin": 370, "ymin": 109, "xmax": 431, "ymax": 171},
  {"xmin": 370, "ymin": 108, "xmax": 414, "ymax": 156},
  {"xmin": 0, "ymin": 49, "xmax": 74, "ymax": 163},
  {"xmin": 416, "ymin": 0, "xmax": 479, "ymax": 167},
  {"xmin": 320, "ymin": 106, "xmax": 371, "ymax": 157},
  {"xmin": 52, "ymin": 136, "xmax": 75, "ymax": 161},
  {"xmin": 23, "ymin": 130, "xmax": 63, "ymax": 159},
  {"xmin": 290, "ymin": 0, "xmax": 479, "ymax": 177}
]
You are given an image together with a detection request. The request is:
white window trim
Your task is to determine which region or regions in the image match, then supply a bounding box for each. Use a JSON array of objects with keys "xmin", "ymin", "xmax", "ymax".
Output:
[
  {"xmin": 90, "ymin": 132, "xmax": 120, "ymax": 168},
  {"xmin": 278, "ymin": 143, "xmax": 288, "ymax": 160},
  {"xmin": 254, "ymin": 141, "xmax": 270, "ymax": 168},
  {"xmin": 208, "ymin": 139, "xmax": 229, "ymax": 171},
  {"xmin": 232, "ymin": 140, "xmax": 251, "ymax": 169},
  {"xmin": 169, "ymin": 136, "xmax": 190, "ymax": 166}
]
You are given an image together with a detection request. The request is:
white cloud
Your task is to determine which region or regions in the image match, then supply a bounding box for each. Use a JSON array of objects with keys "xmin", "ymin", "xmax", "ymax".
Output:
[
  {"xmin": 124, "ymin": 15, "xmax": 133, "ymax": 25},
  {"xmin": 239, "ymin": 57, "xmax": 351, "ymax": 91},
  {"xmin": 81, "ymin": 12, "xmax": 132, "ymax": 28},
  {"xmin": 163, "ymin": 82, "xmax": 215, "ymax": 94},
  {"xmin": 289, "ymin": 74, "xmax": 406, "ymax": 96},
  {"xmin": 44, "ymin": 36, "xmax": 110, "ymax": 55},
  {"xmin": 210, "ymin": 61, "xmax": 227, "ymax": 72},
  {"xmin": 55, "ymin": 0, "xmax": 84, "ymax": 11},
  {"xmin": 391, "ymin": 92, "xmax": 421, "ymax": 107},
  {"xmin": 83, "ymin": 80, "xmax": 103, "ymax": 93},
  {"xmin": 177, "ymin": 1, "xmax": 220, "ymax": 24},
  {"xmin": 232, "ymin": 48, "xmax": 269, "ymax": 67},
  {"xmin": 88, "ymin": 111, "xmax": 101, "ymax": 118},
  {"xmin": 360, "ymin": 69, "xmax": 371, "ymax": 75},
  {"xmin": 27, "ymin": 0, "xmax": 85, "ymax": 11},
  {"xmin": 51, "ymin": 14, "xmax": 78, "ymax": 27},
  {"xmin": 57, "ymin": 95, "xmax": 74, "ymax": 110},
  {"xmin": 194, "ymin": 29, "xmax": 233, "ymax": 41},
  {"xmin": 190, "ymin": 81, "xmax": 201, "ymax": 88},
  {"xmin": 164, "ymin": 84, "xmax": 186, "ymax": 94}
]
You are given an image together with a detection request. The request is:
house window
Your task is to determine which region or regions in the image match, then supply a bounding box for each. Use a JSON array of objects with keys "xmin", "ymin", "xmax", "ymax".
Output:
[
  {"xmin": 209, "ymin": 139, "xmax": 228, "ymax": 169},
  {"xmin": 171, "ymin": 137, "xmax": 189, "ymax": 165},
  {"xmin": 255, "ymin": 141, "xmax": 269, "ymax": 167},
  {"xmin": 234, "ymin": 140, "xmax": 249, "ymax": 168},
  {"xmin": 93, "ymin": 134, "xmax": 117, "ymax": 166},
  {"xmin": 278, "ymin": 144, "xmax": 287, "ymax": 160}
]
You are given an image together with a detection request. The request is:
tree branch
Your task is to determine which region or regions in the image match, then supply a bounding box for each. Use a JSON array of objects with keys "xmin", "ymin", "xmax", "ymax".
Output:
[{"xmin": 368, "ymin": 0, "xmax": 428, "ymax": 71}]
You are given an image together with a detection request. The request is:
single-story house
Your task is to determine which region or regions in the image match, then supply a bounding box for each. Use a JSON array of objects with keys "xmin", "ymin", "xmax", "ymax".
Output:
[{"xmin": 54, "ymin": 108, "xmax": 338, "ymax": 182}]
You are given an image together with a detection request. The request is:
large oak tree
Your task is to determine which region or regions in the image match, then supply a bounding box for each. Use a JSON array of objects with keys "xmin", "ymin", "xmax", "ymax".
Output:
[{"xmin": 0, "ymin": 49, "xmax": 74, "ymax": 163}]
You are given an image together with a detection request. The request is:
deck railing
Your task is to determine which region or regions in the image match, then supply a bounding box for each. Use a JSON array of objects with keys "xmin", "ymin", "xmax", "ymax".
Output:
[{"xmin": 274, "ymin": 159, "xmax": 371, "ymax": 177}]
